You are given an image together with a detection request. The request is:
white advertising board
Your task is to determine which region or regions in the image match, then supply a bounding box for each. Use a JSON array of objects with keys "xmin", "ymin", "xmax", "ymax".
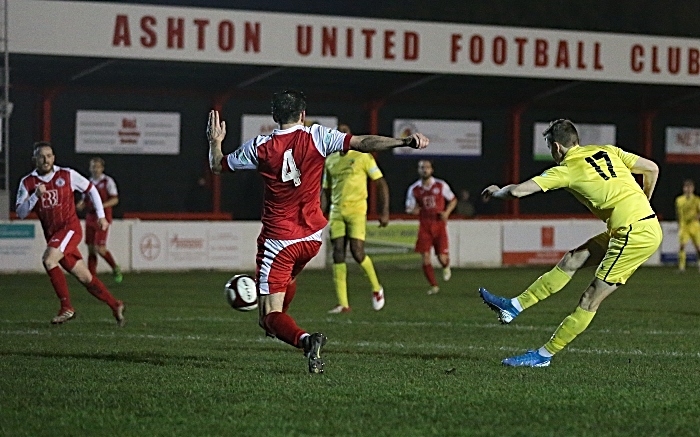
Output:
[
  {"xmin": 533, "ymin": 122, "xmax": 616, "ymax": 161},
  {"xmin": 9, "ymin": 1, "xmax": 700, "ymax": 86},
  {"xmin": 76, "ymin": 110, "xmax": 180, "ymax": 155},
  {"xmin": 0, "ymin": 222, "xmax": 43, "ymax": 271},
  {"xmin": 665, "ymin": 126, "xmax": 700, "ymax": 163},
  {"xmin": 241, "ymin": 114, "xmax": 338, "ymax": 144},
  {"xmin": 392, "ymin": 119, "xmax": 482, "ymax": 157},
  {"xmin": 131, "ymin": 221, "xmax": 259, "ymax": 271},
  {"xmin": 660, "ymin": 221, "xmax": 698, "ymax": 264},
  {"xmin": 502, "ymin": 220, "xmax": 607, "ymax": 265}
]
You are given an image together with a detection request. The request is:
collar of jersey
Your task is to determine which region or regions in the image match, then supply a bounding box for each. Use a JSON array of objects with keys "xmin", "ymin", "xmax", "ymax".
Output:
[
  {"xmin": 420, "ymin": 177, "xmax": 436, "ymax": 188},
  {"xmin": 272, "ymin": 124, "xmax": 305, "ymax": 134},
  {"xmin": 560, "ymin": 145, "xmax": 582, "ymax": 165},
  {"xmin": 31, "ymin": 165, "xmax": 58, "ymax": 181}
]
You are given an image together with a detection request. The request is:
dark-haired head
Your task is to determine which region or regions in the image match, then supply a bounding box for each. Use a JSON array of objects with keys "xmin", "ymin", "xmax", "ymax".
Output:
[
  {"xmin": 271, "ymin": 89, "xmax": 306, "ymax": 125},
  {"xmin": 33, "ymin": 141, "xmax": 52, "ymax": 156},
  {"xmin": 542, "ymin": 119, "xmax": 579, "ymax": 149}
]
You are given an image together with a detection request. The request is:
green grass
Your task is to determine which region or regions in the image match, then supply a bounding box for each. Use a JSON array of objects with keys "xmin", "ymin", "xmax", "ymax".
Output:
[{"xmin": 1, "ymin": 266, "xmax": 700, "ymax": 436}]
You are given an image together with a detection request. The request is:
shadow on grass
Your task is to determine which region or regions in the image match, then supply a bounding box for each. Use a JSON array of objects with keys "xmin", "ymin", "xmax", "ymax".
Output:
[{"xmin": 1, "ymin": 342, "xmax": 480, "ymax": 367}]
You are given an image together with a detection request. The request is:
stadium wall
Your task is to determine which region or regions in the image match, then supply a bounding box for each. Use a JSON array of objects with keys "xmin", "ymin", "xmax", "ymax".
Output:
[
  {"xmin": 8, "ymin": 88, "xmax": 697, "ymax": 221},
  {"xmin": 1, "ymin": 219, "xmax": 674, "ymax": 274}
]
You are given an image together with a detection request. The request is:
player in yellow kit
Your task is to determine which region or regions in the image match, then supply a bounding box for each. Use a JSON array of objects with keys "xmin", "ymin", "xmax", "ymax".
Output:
[
  {"xmin": 675, "ymin": 179, "xmax": 700, "ymax": 272},
  {"xmin": 322, "ymin": 124, "xmax": 389, "ymax": 313},
  {"xmin": 480, "ymin": 119, "xmax": 662, "ymax": 367}
]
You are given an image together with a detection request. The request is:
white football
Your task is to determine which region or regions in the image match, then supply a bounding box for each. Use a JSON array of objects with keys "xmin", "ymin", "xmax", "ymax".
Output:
[{"xmin": 225, "ymin": 274, "xmax": 258, "ymax": 312}]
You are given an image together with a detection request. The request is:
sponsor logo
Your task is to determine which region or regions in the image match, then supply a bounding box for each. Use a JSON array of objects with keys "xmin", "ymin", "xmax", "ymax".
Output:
[
  {"xmin": 118, "ymin": 117, "xmax": 141, "ymax": 144},
  {"xmin": 169, "ymin": 234, "xmax": 205, "ymax": 250},
  {"xmin": 139, "ymin": 233, "xmax": 161, "ymax": 261},
  {"xmin": 41, "ymin": 190, "xmax": 59, "ymax": 208}
]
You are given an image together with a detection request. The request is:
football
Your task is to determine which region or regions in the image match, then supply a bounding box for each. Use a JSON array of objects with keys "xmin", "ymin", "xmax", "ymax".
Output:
[{"xmin": 224, "ymin": 274, "xmax": 258, "ymax": 312}]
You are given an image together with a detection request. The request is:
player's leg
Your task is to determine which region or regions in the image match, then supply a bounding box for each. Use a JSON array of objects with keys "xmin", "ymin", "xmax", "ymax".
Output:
[
  {"xmin": 434, "ymin": 223, "xmax": 451, "ymax": 281},
  {"xmin": 329, "ymin": 214, "xmax": 350, "ymax": 313},
  {"xmin": 257, "ymin": 233, "xmax": 327, "ymax": 373},
  {"xmin": 42, "ymin": 244, "xmax": 75, "ymax": 324},
  {"xmin": 85, "ymin": 223, "xmax": 98, "ymax": 275},
  {"xmin": 63, "ymin": 248, "xmax": 124, "ymax": 327},
  {"xmin": 517, "ymin": 233, "xmax": 608, "ymax": 310},
  {"xmin": 416, "ymin": 226, "xmax": 439, "ymax": 294},
  {"xmin": 678, "ymin": 226, "xmax": 689, "ymax": 272},
  {"xmin": 347, "ymin": 214, "xmax": 384, "ymax": 310},
  {"xmin": 479, "ymin": 232, "xmax": 607, "ymax": 325},
  {"xmin": 691, "ymin": 225, "xmax": 700, "ymax": 271},
  {"xmin": 95, "ymin": 227, "xmax": 122, "ymax": 282},
  {"xmin": 502, "ymin": 219, "xmax": 662, "ymax": 367}
]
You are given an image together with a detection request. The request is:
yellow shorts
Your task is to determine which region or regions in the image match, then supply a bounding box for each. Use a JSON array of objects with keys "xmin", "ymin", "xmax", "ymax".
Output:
[
  {"xmin": 679, "ymin": 222, "xmax": 700, "ymax": 247},
  {"xmin": 329, "ymin": 211, "xmax": 367, "ymax": 241},
  {"xmin": 594, "ymin": 218, "xmax": 662, "ymax": 285}
]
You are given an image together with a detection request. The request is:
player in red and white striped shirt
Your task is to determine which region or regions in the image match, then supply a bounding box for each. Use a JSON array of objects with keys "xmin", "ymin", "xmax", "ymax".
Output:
[
  {"xmin": 77, "ymin": 157, "xmax": 122, "ymax": 282},
  {"xmin": 405, "ymin": 160, "xmax": 457, "ymax": 295},
  {"xmin": 208, "ymin": 89, "xmax": 428, "ymax": 373},
  {"xmin": 15, "ymin": 142, "xmax": 125, "ymax": 326}
]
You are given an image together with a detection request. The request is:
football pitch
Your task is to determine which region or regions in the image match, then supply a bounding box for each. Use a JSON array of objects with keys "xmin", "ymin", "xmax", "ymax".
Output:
[{"xmin": 1, "ymin": 266, "xmax": 699, "ymax": 436}]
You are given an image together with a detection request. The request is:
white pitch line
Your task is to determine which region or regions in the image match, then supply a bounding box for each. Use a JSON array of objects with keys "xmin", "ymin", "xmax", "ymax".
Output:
[
  {"xmin": 2, "ymin": 316, "xmax": 700, "ymax": 338},
  {"xmin": 1, "ymin": 328, "xmax": 700, "ymax": 360}
]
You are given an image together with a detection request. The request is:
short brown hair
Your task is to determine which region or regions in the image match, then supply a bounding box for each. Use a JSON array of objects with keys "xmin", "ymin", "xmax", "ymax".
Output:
[
  {"xmin": 32, "ymin": 141, "xmax": 52, "ymax": 155},
  {"xmin": 542, "ymin": 119, "xmax": 579, "ymax": 148}
]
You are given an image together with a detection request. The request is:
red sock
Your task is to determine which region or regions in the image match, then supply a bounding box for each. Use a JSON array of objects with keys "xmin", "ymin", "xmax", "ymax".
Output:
[
  {"xmin": 85, "ymin": 276, "xmax": 119, "ymax": 309},
  {"xmin": 47, "ymin": 266, "xmax": 72, "ymax": 310},
  {"xmin": 88, "ymin": 254, "xmax": 98, "ymax": 275},
  {"xmin": 101, "ymin": 251, "xmax": 117, "ymax": 269},
  {"xmin": 422, "ymin": 263, "xmax": 438, "ymax": 287},
  {"xmin": 262, "ymin": 312, "xmax": 305, "ymax": 348},
  {"xmin": 282, "ymin": 281, "xmax": 297, "ymax": 313}
]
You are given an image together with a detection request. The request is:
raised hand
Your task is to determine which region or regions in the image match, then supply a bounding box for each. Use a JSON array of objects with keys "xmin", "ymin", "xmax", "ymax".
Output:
[{"xmin": 207, "ymin": 110, "xmax": 227, "ymax": 143}]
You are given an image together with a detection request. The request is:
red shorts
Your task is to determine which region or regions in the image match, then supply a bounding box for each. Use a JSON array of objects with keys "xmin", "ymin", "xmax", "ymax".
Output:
[
  {"xmin": 85, "ymin": 220, "xmax": 109, "ymax": 246},
  {"xmin": 47, "ymin": 226, "xmax": 83, "ymax": 271},
  {"xmin": 256, "ymin": 230, "xmax": 323, "ymax": 295},
  {"xmin": 415, "ymin": 221, "xmax": 449, "ymax": 255}
]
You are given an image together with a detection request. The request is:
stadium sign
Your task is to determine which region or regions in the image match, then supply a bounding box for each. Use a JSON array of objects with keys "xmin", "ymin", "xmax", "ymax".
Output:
[{"xmin": 9, "ymin": 1, "xmax": 700, "ymax": 86}]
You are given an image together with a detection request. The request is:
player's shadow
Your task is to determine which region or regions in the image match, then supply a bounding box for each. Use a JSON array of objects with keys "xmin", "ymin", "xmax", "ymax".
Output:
[{"xmin": 0, "ymin": 350, "xmax": 232, "ymax": 369}]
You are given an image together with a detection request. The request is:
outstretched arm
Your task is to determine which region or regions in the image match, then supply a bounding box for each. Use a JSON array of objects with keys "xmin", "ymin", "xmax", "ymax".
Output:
[
  {"xmin": 349, "ymin": 133, "xmax": 428, "ymax": 153},
  {"xmin": 481, "ymin": 179, "xmax": 542, "ymax": 202},
  {"xmin": 630, "ymin": 156, "xmax": 659, "ymax": 200},
  {"xmin": 207, "ymin": 110, "xmax": 227, "ymax": 175}
]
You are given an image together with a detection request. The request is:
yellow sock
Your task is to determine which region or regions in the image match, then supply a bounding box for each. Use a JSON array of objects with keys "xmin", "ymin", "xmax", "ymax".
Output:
[
  {"xmin": 333, "ymin": 263, "xmax": 349, "ymax": 307},
  {"xmin": 516, "ymin": 266, "xmax": 571, "ymax": 310},
  {"xmin": 679, "ymin": 250, "xmax": 686, "ymax": 270},
  {"xmin": 359, "ymin": 256, "xmax": 381, "ymax": 292},
  {"xmin": 543, "ymin": 306, "xmax": 596, "ymax": 354}
]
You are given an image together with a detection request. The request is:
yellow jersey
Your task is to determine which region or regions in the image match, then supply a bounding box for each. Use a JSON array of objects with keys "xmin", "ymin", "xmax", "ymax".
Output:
[
  {"xmin": 676, "ymin": 194, "xmax": 700, "ymax": 226},
  {"xmin": 323, "ymin": 151, "xmax": 383, "ymax": 216},
  {"xmin": 532, "ymin": 145, "xmax": 655, "ymax": 230}
]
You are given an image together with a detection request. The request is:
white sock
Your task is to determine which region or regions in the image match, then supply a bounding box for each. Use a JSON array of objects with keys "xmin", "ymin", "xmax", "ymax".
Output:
[
  {"xmin": 511, "ymin": 298, "xmax": 523, "ymax": 312},
  {"xmin": 537, "ymin": 346, "xmax": 554, "ymax": 357}
]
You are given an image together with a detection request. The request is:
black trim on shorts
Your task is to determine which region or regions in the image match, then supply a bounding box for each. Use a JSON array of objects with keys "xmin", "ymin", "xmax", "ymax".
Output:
[{"xmin": 602, "ymin": 224, "xmax": 632, "ymax": 282}]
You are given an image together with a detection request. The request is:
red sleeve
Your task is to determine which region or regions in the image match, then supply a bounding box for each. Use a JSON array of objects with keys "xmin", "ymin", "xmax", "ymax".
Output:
[
  {"xmin": 343, "ymin": 134, "xmax": 352, "ymax": 152},
  {"xmin": 221, "ymin": 155, "xmax": 232, "ymax": 172}
]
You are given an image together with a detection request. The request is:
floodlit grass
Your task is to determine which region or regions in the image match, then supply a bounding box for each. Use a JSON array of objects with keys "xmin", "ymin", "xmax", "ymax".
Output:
[{"xmin": 1, "ymin": 266, "xmax": 700, "ymax": 436}]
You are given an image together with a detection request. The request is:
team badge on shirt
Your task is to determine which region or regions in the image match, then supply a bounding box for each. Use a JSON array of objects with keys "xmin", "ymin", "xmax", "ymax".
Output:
[
  {"xmin": 55, "ymin": 178, "xmax": 65, "ymax": 187},
  {"xmin": 433, "ymin": 187, "xmax": 439, "ymax": 194}
]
